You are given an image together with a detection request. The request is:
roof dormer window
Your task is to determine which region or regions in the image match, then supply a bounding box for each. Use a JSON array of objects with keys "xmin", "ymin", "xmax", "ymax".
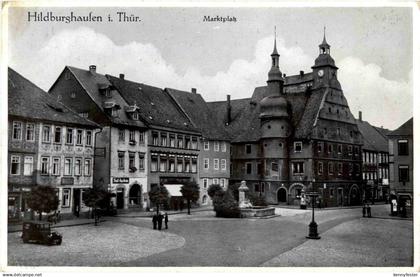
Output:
[
  {"xmin": 98, "ymin": 83, "xmax": 111, "ymax": 97},
  {"xmin": 132, "ymin": 113, "xmax": 138, "ymax": 120}
]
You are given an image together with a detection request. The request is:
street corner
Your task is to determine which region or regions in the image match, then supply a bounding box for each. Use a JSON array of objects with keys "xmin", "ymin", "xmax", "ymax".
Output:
[{"xmin": 8, "ymin": 221, "xmax": 185, "ymax": 266}]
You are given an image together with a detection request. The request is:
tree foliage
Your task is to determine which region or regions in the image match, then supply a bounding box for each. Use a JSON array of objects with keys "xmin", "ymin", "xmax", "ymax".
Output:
[
  {"xmin": 248, "ymin": 192, "xmax": 268, "ymax": 207},
  {"xmin": 83, "ymin": 188, "xmax": 114, "ymax": 225},
  {"xmin": 212, "ymin": 188, "xmax": 240, "ymax": 218},
  {"xmin": 181, "ymin": 181, "xmax": 200, "ymax": 215},
  {"xmin": 207, "ymin": 184, "xmax": 223, "ymax": 199},
  {"xmin": 148, "ymin": 185, "xmax": 169, "ymax": 213},
  {"xmin": 27, "ymin": 185, "xmax": 59, "ymax": 220},
  {"xmin": 83, "ymin": 188, "xmax": 112, "ymax": 209}
]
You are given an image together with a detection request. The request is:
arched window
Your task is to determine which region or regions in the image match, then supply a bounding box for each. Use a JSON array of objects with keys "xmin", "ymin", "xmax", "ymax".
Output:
[{"xmin": 202, "ymin": 195, "xmax": 208, "ymax": 204}]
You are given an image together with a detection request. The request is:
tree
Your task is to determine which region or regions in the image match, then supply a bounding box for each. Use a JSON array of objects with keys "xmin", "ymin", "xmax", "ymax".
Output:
[
  {"xmin": 207, "ymin": 184, "xmax": 223, "ymax": 199},
  {"xmin": 213, "ymin": 189, "xmax": 240, "ymax": 218},
  {"xmin": 181, "ymin": 181, "xmax": 200, "ymax": 215},
  {"xmin": 27, "ymin": 185, "xmax": 59, "ymax": 221},
  {"xmin": 83, "ymin": 188, "xmax": 112, "ymax": 225},
  {"xmin": 248, "ymin": 192, "xmax": 268, "ymax": 207},
  {"xmin": 148, "ymin": 185, "xmax": 169, "ymax": 214}
]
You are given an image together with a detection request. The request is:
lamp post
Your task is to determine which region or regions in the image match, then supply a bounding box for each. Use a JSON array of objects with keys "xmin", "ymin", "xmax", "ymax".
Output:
[{"xmin": 306, "ymin": 186, "xmax": 321, "ymax": 239}]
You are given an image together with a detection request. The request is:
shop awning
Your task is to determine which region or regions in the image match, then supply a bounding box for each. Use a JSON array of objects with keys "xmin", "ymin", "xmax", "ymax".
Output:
[{"xmin": 164, "ymin": 184, "xmax": 183, "ymax": 197}]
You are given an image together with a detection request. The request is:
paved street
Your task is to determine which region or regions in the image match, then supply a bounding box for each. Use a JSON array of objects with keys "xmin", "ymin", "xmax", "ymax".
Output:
[{"xmin": 8, "ymin": 204, "xmax": 413, "ymax": 267}]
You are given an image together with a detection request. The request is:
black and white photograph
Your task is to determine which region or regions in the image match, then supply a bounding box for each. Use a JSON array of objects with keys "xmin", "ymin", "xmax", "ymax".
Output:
[{"xmin": 1, "ymin": 1, "xmax": 417, "ymax": 274}]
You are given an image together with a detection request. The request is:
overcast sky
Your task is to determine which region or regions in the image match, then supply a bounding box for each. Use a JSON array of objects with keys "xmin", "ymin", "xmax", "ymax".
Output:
[{"xmin": 8, "ymin": 7, "xmax": 413, "ymax": 130}]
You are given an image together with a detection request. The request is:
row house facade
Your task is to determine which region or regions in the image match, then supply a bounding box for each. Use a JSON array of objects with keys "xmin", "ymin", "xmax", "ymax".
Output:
[
  {"xmin": 166, "ymin": 88, "xmax": 231, "ymax": 206},
  {"xmin": 8, "ymin": 68, "xmax": 99, "ymax": 221},
  {"xmin": 49, "ymin": 66, "xmax": 148, "ymax": 210},
  {"xmin": 388, "ymin": 118, "xmax": 413, "ymax": 214},
  {"xmin": 356, "ymin": 112, "xmax": 391, "ymax": 202},
  {"xmin": 207, "ymin": 34, "xmax": 363, "ymax": 207},
  {"xmin": 106, "ymin": 75, "xmax": 201, "ymax": 210}
]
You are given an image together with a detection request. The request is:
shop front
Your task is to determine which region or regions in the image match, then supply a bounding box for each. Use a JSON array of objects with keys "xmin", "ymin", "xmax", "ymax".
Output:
[
  {"xmin": 111, "ymin": 177, "xmax": 145, "ymax": 210},
  {"xmin": 8, "ymin": 186, "xmax": 32, "ymax": 222}
]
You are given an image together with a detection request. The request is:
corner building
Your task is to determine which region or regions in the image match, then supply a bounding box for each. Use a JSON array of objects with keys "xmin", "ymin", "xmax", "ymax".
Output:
[
  {"xmin": 208, "ymin": 34, "xmax": 363, "ymax": 206},
  {"xmin": 8, "ymin": 68, "xmax": 99, "ymax": 221},
  {"xmin": 49, "ymin": 66, "xmax": 148, "ymax": 210}
]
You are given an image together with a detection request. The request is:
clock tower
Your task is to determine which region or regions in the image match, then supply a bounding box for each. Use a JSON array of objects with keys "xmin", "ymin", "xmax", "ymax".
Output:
[{"xmin": 312, "ymin": 28, "xmax": 339, "ymax": 88}]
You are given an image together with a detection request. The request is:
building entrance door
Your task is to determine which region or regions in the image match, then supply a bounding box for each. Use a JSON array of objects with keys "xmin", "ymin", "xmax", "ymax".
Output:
[
  {"xmin": 73, "ymin": 189, "xmax": 81, "ymax": 217},
  {"xmin": 350, "ymin": 186, "xmax": 360, "ymax": 205},
  {"xmin": 277, "ymin": 188, "xmax": 287, "ymax": 203},
  {"xmin": 337, "ymin": 188, "xmax": 343, "ymax": 206},
  {"xmin": 116, "ymin": 188, "xmax": 125, "ymax": 209},
  {"xmin": 129, "ymin": 184, "xmax": 142, "ymax": 206}
]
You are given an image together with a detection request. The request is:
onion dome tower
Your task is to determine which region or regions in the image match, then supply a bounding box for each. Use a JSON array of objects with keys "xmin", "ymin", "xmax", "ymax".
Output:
[{"xmin": 259, "ymin": 27, "xmax": 291, "ymax": 181}]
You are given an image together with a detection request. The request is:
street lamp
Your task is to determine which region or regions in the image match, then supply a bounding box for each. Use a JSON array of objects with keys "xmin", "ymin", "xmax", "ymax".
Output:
[{"xmin": 306, "ymin": 183, "xmax": 320, "ymax": 239}]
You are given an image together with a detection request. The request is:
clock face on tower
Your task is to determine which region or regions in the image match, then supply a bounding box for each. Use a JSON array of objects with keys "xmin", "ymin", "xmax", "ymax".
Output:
[{"xmin": 318, "ymin": 69, "xmax": 324, "ymax": 77}]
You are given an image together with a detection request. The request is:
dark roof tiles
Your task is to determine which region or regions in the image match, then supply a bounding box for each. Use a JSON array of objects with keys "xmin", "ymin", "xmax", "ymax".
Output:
[
  {"xmin": 66, "ymin": 66, "xmax": 146, "ymax": 128},
  {"xmin": 388, "ymin": 118, "xmax": 413, "ymax": 137},
  {"xmin": 166, "ymin": 88, "xmax": 230, "ymax": 140},
  {"xmin": 356, "ymin": 120, "xmax": 389, "ymax": 152},
  {"xmin": 106, "ymin": 75, "xmax": 198, "ymax": 133},
  {"xmin": 8, "ymin": 68, "xmax": 99, "ymax": 128}
]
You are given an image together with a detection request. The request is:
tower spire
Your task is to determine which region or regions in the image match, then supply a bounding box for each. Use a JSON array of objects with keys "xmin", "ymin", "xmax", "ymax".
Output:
[
  {"xmin": 319, "ymin": 26, "xmax": 330, "ymax": 54},
  {"xmin": 267, "ymin": 25, "xmax": 283, "ymax": 92},
  {"xmin": 272, "ymin": 26, "xmax": 279, "ymax": 56}
]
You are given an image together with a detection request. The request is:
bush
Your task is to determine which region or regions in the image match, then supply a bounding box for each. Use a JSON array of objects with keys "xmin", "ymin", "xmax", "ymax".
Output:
[
  {"xmin": 213, "ymin": 189, "xmax": 240, "ymax": 218},
  {"xmin": 207, "ymin": 184, "xmax": 223, "ymax": 199},
  {"xmin": 248, "ymin": 193, "xmax": 268, "ymax": 207}
]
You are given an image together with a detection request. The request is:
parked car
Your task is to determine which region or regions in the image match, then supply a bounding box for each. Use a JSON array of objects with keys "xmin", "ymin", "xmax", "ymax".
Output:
[{"xmin": 21, "ymin": 221, "xmax": 62, "ymax": 246}]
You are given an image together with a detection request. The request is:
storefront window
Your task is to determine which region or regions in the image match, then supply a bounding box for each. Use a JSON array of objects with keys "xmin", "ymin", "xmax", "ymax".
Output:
[{"xmin": 62, "ymin": 189, "xmax": 71, "ymax": 207}]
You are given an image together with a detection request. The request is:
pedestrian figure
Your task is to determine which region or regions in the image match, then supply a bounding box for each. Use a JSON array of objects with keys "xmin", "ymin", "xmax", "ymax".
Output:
[
  {"xmin": 164, "ymin": 213, "xmax": 169, "ymax": 229},
  {"xmin": 152, "ymin": 215, "xmax": 157, "ymax": 230},
  {"xmin": 367, "ymin": 204, "xmax": 372, "ymax": 218},
  {"xmin": 157, "ymin": 212, "xmax": 163, "ymax": 230}
]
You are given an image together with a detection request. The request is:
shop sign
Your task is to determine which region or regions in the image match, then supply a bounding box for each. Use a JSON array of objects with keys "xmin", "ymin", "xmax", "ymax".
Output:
[
  {"xmin": 61, "ymin": 177, "xmax": 74, "ymax": 185},
  {"xmin": 113, "ymin": 177, "xmax": 129, "ymax": 184}
]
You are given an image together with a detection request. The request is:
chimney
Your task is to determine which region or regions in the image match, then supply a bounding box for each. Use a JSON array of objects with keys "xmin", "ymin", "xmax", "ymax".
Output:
[
  {"xmin": 191, "ymin": 88, "xmax": 197, "ymax": 94},
  {"xmin": 89, "ymin": 65, "xmax": 96, "ymax": 74},
  {"xmin": 300, "ymin": 71, "xmax": 304, "ymax": 77},
  {"xmin": 226, "ymin": 95, "xmax": 231, "ymax": 125},
  {"xmin": 119, "ymin": 74, "xmax": 125, "ymax": 79},
  {"xmin": 359, "ymin": 111, "xmax": 362, "ymax": 121}
]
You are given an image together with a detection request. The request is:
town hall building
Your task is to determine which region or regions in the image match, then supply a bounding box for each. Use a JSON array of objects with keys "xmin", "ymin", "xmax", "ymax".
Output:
[{"xmin": 208, "ymin": 33, "xmax": 364, "ymax": 206}]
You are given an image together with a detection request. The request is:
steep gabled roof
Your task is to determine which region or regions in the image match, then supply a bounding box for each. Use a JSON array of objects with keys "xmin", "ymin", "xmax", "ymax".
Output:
[
  {"xmin": 66, "ymin": 66, "xmax": 146, "ymax": 128},
  {"xmin": 166, "ymin": 88, "xmax": 230, "ymax": 140},
  {"xmin": 106, "ymin": 75, "xmax": 199, "ymax": 133},
  {"xmin": 356, "ymin": 120, "xmax": 389, "ymax": 152},
  {"xmin": 8, "ymin": 68, "xmax": 99, "ymax": 128},
  {"xmin": 207, "ymin": 84, "xmax": 323, "ymax": 143},
  {"xmin": 388, "ymin": 118, "xmax": 413, "ymax": 137},
  {"xmin": 374, "ymin": 126, "xmax": 392, "ymax": 137}
]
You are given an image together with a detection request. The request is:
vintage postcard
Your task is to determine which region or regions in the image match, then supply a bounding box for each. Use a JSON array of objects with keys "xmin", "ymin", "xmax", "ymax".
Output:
[{"xmin": 1, "ymin": 1, "xmax": 417, "ymax": 275}]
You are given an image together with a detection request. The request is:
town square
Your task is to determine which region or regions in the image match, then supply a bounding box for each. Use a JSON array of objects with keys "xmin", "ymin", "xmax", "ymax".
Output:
[{"xmin": 3, "ymin": 3, "xmax": 416, "ymax": 273}]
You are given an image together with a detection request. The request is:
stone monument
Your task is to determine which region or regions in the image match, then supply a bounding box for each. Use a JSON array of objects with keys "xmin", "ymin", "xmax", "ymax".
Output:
[{"xmin": 238, "ymin": 180, "xmax": 252, "ymax": 208}]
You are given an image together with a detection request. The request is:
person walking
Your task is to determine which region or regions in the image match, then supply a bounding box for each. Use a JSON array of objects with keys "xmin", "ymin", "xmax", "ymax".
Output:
[
  {"xmin": 152, "ymin": 214, "xmax": 157, "ymax": 230},
  {"xmin": 164, "ymin": 213, "xmax": 169, "ymax": 229},
  {"xmin": 157, "ymin": 212, "xmax": 163, "ymax": 230}
]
